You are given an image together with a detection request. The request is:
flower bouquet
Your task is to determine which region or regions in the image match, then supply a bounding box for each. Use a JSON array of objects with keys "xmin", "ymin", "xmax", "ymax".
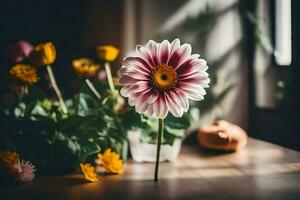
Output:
[
  {"xmin": 0, "ymin": 41, "xmax": 131, "ymax": 180},
  {"xmin": 0, "ymin": 38, "xmax": 210, "ymax": 184}
]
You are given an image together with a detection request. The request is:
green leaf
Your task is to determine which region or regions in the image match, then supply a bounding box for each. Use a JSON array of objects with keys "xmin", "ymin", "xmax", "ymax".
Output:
[
  {"xmin": 121, "ymin": 108, "xmax": 143, "ymax": 129},
  {"xmin": 67, "ymin": 139, "xmax": 81, "ymax": 155},
  {"xmin": 31, "ymin": 104, "xmax": 48, "ymax": 117},
  {"xmin": 59, "ymin": 116, "xmax": 85, "ymax": 133},
  {"xmin": 77, "ymin": 140, "xmax": 101, "ymax": 162},
  {"xmin": 67, "ymin": 93, "xmax": 99, "ymax": 116},
  {"xmin": 14, "ymin": 102, "xmax": 26, "ymax": 118},
  {"xmin": 163, "ymin": 131, "xmax": 181, "ymax": 145},
  {"xmin": 140, "ymin": 129, "xmax": 157, "ymax": 144},
  {"xmin": 164, "ymin": 126, "xmax": 185, "ymax": 138},
  {"xmin": 165, "ymin": 114, "xmax": 190, "ymax": 130}
]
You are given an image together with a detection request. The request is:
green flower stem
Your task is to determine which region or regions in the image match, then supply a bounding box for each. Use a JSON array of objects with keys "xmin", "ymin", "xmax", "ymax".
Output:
[
  {"xmin": 85, "ymin": 79, "xmax": 101, "ymax": 100},
  {"xmin": 46, "ymin": 65, "xmax": 67, "ymax": 113},
  {"xmin": 104, "ymin": 62, "xmax": 116, "ymax": 92},
  {"xmin": 154, "ymin": 118, "xmax": 164, "ymax": 182}
]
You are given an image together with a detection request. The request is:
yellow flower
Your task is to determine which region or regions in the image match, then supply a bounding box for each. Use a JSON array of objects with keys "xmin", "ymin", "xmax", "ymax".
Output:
[
  {"xmin": 0, "ymin": 151, "xmax": 19, "ymax": 169},
  {"xmin": 9, "ymin": 64, "xmax": 39, "ymax": 85},
  {"xmin": 98, "ymin": 149, "xmax": 123, "ymax": 174},
  {"xmin": 96, "ymin": 45, "xmax": 119, "ymax": 62},
  {"xmin": 79, "ymin": 163, "xmax": 98, "ymax": 183},
  {"xmin": 72, "ymin": 58, "xmax": 100, "ymax": 78},
  {"xmin": 31, "ymin": 42, "xmax": 56, "ymax": 66}
]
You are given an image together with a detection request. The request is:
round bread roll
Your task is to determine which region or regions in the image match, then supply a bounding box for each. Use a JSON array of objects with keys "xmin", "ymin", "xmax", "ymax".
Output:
[{"xmin": 198, "ymin": 120, "xmax": 247, "ymax": 151}]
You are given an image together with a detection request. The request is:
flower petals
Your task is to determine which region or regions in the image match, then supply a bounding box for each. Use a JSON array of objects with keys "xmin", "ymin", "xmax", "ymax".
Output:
[
  {"xmin": 168, "ymin": 43, "xmax": 191, "ymax": 69},
  {"xmin": 122, "ymin": 57, "xmax": 152, "ymax": 73},
  {"xmin": 146, "ymin": 40, "xmax": 159, "ymax": 66},
  {"xmin": 179, "ymin": 84, "xmax": 205, "ymax": 101},
  {"xmin": 169, "ymin": 39, "xmax": 180, "ymax": 56},
  {"xmin": 178, "ymin": 71, "xmax": 210, "ymax": 85},
  {"xmin": 128, "ymin": 89, "xmax": 159, "ymax": 114},
  {"xmin": 165, "ymin": 93, "xmax": 183, "ymax": 117},
  {"xmin": 120, "ymin": 81, "xmax": 150, "ymax": 97},
  {"xmin": 178, "ymin": 82, "xmax": 206, "ymax": 95},
  {"xmin": 146, "ymin": 103, "xmax": 154, "ymax": 116},
  {"xmin": 153, "ymin": 95, "xmax": 168, "ymax": 119},
  {"xmin": 119, "ymin": 39, "xmax": 210, "ymax": 119},
  {"xmin": 136, "ymin": 100, "xmax": 149, "ymax": 114},
  {"xmin": 157, "ymin": 40, "xmax": 170, "ymax": 64},
  {"xmin": 119, "ymin": 72, "xmax": 149, "ymax": 85},
  {"xmin": 176, "ymin": 57, "xmax": 204, "ymax": 76},
  {"xmin": 169, "ymin": 90, "xmax": 189, "ymax": 112},
  {"xmin": 136, "ymin": 45, "xmax": 156, "ymax": 68}
]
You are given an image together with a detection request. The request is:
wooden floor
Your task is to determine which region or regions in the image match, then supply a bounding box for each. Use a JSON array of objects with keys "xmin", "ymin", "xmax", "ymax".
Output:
[{"xmin": 1, "ymin": 138, "xmax": 300, "ymax": 200}]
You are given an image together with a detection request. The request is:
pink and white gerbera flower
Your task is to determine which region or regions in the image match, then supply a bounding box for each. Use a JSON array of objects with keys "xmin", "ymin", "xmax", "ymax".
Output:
[
  {"xmin": 119, "ymin": 39, "xmax": 210, "ymax": 119},
  {"xmin": 11, "ymin": 159, "xmax": 36, "ymax": 184}
]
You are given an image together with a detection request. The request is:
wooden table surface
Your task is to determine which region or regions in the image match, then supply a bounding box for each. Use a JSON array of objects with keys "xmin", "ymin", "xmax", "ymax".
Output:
[{"xmin": 1, "ymin": 138, "xmax": 300, "ymax": 200}]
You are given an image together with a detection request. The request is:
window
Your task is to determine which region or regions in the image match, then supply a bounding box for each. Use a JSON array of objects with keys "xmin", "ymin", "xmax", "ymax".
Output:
[{"xmin": 274, "ymin": 0, "xmax": 292, "ymax": 66}]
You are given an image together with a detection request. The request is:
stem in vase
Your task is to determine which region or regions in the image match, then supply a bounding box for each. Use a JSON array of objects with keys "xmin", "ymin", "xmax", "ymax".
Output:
[{"xmin": 154, "ymin": 118, "xmax": 164, "ymax": 182}]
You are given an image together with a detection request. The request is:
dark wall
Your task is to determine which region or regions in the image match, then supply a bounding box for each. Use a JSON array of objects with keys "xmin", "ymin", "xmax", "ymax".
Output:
[
  {"xmin": 1, "ymin": 0, "xmax": 87, "ymax": 95},
  {"xmin": 1, "ymin": 0, "xmax": 86, "ymax": 50},
  {"xmin": 1, "ymin": 0, "xmax": 124, "ymax": 96}
]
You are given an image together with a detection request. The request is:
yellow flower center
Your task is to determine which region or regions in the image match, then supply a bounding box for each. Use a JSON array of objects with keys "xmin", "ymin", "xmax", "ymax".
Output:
[{"xmin": 152, "ymin": 64, "xmax": 177, "ymax": 91}]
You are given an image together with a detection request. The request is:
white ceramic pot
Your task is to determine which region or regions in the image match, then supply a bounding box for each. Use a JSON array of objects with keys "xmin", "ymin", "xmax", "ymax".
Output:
[{"xmin": 128, "ymin": 130, "xmax": 182, "ymax": 162}]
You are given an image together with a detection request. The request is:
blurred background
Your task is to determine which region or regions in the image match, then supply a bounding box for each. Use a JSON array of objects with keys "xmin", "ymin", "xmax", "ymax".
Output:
[{"xmin": 1, "ymin": 0, "xmax": 299, "ymax": 150}]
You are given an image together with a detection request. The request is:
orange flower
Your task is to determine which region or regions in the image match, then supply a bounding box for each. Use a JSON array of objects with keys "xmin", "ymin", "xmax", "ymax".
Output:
[
  {"xmin": 96, "ymin": 45, "xmax": 119, "ymax": 62},
  {"xmin": 97, "ymin": 149, "xmax": 123, "ymax": 174},
  {"xmin": 72, "ymin": 58, "xmax": 99, "ymax": 78},
  {"xmin": 31, "ymin": 42, "xmax": 56, "ymax": 66},
  {"xmin": 9, "ymin": 64, "xmax": 39, "ymax": 85},
  {"xmin": 0, "ymin": 151, "xmax": 19, "ymax": 169},
  {"xmin": 79, "ymin": 163, "xmax": 98, "ymax": 183}
]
